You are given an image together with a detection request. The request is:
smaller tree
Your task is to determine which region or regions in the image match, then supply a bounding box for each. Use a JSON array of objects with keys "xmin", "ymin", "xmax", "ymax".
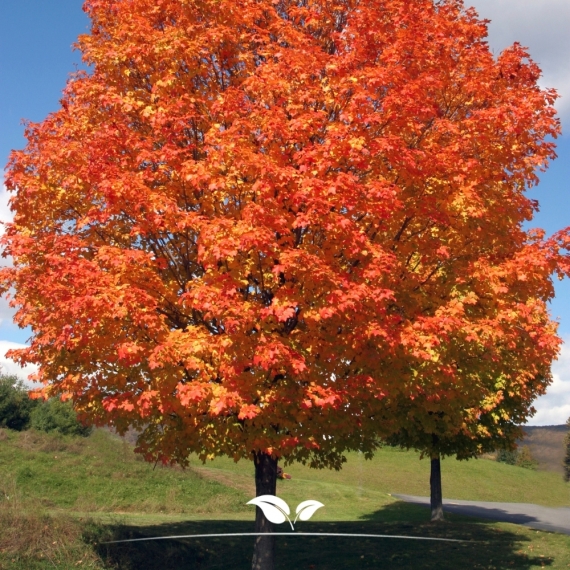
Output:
[
  {"xmin": 563, "ymin": 418, "xmax": 570, "ymax": 482},
  {"xmin": 382, "ymin": 366, "xmax": 553, "ymax": 521},
  {"xmin": 385, "ymin": 410, "xmax": 523, "ymax": 521},
  {"xmin": 0, "ymin": 374, "xmax": 38, "ymax": 431},
  {"xmin": 515, "ymin": 446, "xmax": 538, "ymax": 470}
]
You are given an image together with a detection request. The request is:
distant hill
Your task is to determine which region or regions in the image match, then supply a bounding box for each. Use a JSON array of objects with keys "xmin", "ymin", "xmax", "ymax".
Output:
[{"xmin": 521, "ymin": 425, "xmax": 569, "ymax": 474}]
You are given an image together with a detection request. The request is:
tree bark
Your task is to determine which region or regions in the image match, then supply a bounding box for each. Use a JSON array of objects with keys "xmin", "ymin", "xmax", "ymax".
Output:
[
  {"xmin": 252, "ymin": 452, "xmax": 278, "ymax": 570},
  {"xmin": 430, "ymin": 453, "xmax": 444, "ymax": 521}
]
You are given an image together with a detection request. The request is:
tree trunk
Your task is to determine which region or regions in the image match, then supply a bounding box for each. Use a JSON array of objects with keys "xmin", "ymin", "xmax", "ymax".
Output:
[
  {"xmin": 430, "ymin": 453, "xmax": 444, "ymax": 521},
  {"xmin": 252, "ymin": 452, "xmax": 278, "ymax": 570}
]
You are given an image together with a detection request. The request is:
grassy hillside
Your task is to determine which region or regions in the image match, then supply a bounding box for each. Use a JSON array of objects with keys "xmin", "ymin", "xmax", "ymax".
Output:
[
  {"xmin": 1, "ymin": 427, "xmax": 569, "ymax": 569},
  {"xmin": 0, "ymin": 427, "xmax": 248, "ymax": 516},
  {"xmin": 192, "ymin": 446, "xmax": 570, "ymax": 517},
  {"xmin": 4, "ymin": 426, "xmax": 567, "ymax": 519}
]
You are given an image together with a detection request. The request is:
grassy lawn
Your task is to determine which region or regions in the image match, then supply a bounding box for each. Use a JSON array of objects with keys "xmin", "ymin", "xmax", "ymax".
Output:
[
  {"xmin": 192, "ymin": 446, "xmax": 570, "ymax": 516},
  {"xmin": 2, "ymin": 510, "xmax": 569, "ymax": 569},
  {"xmin": 1, "ymin": 427, "xmax": 569, "ymax": 569}
]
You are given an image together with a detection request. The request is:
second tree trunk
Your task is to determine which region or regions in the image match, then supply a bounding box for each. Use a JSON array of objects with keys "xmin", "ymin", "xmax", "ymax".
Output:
[{"xmin": 430, "ymin": 453, "xmax": 444, "ymax": 521}]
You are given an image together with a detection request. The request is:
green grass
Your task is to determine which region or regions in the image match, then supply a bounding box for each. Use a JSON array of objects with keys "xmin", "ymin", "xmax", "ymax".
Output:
[
  {"xmin": 0, "ymin": 428, "xmax": 248, "ymax": 515},
  {"xmin": 191, "ymin": 446, "xmax": 570, "ymax": 518},
  {"xmin": 1, "ymin": 427, "xmax": 569, "ymax": 569}
]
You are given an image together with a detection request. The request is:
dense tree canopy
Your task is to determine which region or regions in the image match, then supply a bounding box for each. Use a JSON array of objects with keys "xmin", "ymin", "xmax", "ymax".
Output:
[{"xmin": 1, "ymin": 0, "xmax": 567, "ymax": 476}]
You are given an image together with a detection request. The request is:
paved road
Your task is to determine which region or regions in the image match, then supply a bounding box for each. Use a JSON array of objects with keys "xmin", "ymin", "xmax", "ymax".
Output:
[{"xmin": 392, "ymin": 494, "xmax": 570, "ymax": 535}]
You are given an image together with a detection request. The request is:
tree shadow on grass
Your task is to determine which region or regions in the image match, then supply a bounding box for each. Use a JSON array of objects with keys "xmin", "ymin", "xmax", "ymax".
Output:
[{"xmin": 86, "ymin": 501, "xmax": 552, "ymax": 570}]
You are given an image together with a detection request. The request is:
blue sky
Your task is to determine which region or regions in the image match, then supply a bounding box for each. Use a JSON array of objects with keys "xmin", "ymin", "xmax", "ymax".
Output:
[{"xmin": 1, "ymin": 0, "xmax": 569, "ymax": 424}]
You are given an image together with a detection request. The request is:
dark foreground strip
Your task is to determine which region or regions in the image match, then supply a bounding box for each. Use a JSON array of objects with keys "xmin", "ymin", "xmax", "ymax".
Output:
[{"xmin": 102, "ymin": 532, "xmax": 468, "ymax": 545}]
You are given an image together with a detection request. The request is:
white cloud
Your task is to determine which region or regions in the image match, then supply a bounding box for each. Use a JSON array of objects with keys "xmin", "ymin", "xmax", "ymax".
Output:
[
  {"xmin": 529, "ymin": 337, "xmax": 570, "ymax": 425},
  {"xmin": 468, "ymin": 0, "xmax": 570, "ymax": 122},
  {"xmin": 0, "ymin": 340, "xmax": 38, "ymax": 385}
]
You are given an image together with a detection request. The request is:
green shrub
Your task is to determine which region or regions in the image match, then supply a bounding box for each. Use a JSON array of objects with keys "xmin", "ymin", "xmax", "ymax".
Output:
[
  {"xmin": 30, "ymin": 399, "xmax": 92, "ymax": 437},
  {"xmin": 496, "ymin": 449, "xmax": 518, "ymax": 465},
  {"xmin": 0, "ymin": 375, "xmax": 38, "ymax": 431}
]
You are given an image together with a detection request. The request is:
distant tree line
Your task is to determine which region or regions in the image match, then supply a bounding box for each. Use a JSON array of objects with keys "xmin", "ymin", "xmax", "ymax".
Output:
[{"xmin": 0, "ymin": 374, "xmax": 91, "ymax": 437}]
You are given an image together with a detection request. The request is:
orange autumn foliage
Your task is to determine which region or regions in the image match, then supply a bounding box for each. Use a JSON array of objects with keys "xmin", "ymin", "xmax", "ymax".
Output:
[{"xmin": 1, "ymin": 0, "xmax": 568, "ymax": 468}]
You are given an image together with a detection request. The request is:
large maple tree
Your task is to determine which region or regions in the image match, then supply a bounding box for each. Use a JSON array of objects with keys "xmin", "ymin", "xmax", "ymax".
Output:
[{"xmin": 1, "ymin": 0, "xmax": 568, "ymax": 567}]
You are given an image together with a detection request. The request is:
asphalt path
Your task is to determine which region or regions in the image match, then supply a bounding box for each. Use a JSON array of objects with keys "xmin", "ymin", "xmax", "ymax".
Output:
[{"xmin": 392, "ymin": 494, "xmax": 570, "ymax": 535}]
